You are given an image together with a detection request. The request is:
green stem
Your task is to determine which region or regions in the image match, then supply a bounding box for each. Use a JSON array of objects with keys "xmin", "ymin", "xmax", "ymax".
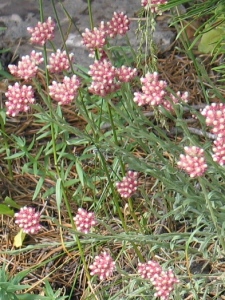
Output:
[
  {"xmin": 51, "ymin": 0, "xmax": 75, "ymax": 72},
  {"xmin": 39, "ymin": 0, "xmax": 59, "ymax": 173},
  {"xmin": 87, "ymin": 0, "xmax": 94, "ymax": 29},
  {"xmin": 107, "ymin": 101, "xmax": 125, "ymax": 174}
]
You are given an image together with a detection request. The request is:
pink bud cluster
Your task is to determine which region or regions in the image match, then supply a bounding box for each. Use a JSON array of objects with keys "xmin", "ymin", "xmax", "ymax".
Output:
[
  {"xmin": 82, "ymin": 27, "xmax": 107, "ymax": 56},
  {"xmin": 15, "ymin": 206, "xmax": 41, "ymax": 234},
  {"xmin": 73, "ymin": 208, "xmax": 97, "ymax": 234},
  {"xmin": 201, "ymin": 103, "xmax": 225, "ymax": 165},
  {"xmin": 162, "ymin": 91, "xmax": 189, "ymax": 112},
  {"xmin": 27, "ymin": 17, "xmax": 55, "ymax": 46},
  {"xmin": 49, "ymin": 75, "xmax": 80, "ymax": 105},
  {"xmin": 201, "ymin": 103, "xmax": 225, "ymax": 137},
  {"xmin": 8, "ymin": 51, "xmax": 44, "ymax": 80},
  {"xmin": 141, "ymin": 0, "xmax": 168, "ymax": 13},
  {"xmin": 212, "ymin": 137, "xmax": 225, "ymax": 165},
  {"xmin": 88, "ymin": 59, "xmax": 120, "ymax": 96},
  {"xmin": 134, "ymin": 72, "xmax": 167, "ymax": 106},
  {"xmin": 116, "ymin": 171, "xmax": 139, "ymax": 198},
  {"xmin": 138, "ymin": 260, "xmax": 162, "ymax": 279},
  {"xmin": 116, "ymin": 66, "xmax": 137, "ymax": 83},
  {"xmin": 47, "ymin": 50, "xmax": 74, "ymax": 73},
  {"xmin": 82, "ymin": 12, "xmax": 130, "ymax": 56},
  {"xmin": 106, "ymin": 12, "xmax": 130, "ymax": 38},
  {"xmin": 89, "ymin": 59, "xmax": 136, "ymax": 96},
  {"xmin": 133, "ymin": 72, "xmax": 188, "ymax": 110},
  {"xmin": 177, "ymin": 146, "xmax": 207, "ymax": 178},
  {"xmin": 89, "ymin": 251, "xmax": 116, "ymax": 280},
  {"xmin": 5, "ymin": 83, "xmax": 35, "ymax": 116},
  {"xmin": 138, "ymin": 260, "xmax": 179, "ymax": 300}
]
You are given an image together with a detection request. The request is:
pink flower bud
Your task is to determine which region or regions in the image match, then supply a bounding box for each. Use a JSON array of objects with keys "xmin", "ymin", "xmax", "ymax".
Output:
[
  {"xmin": 89, "ymin": 252, "xmax": 116, "ymax": 280},
  {"xmin": 73, "ymin": 208, "xmax": 97, "ymax": 234},
  {"xmin": 15, "ymin": 206, "xmax": 41, "ymax": 234}
]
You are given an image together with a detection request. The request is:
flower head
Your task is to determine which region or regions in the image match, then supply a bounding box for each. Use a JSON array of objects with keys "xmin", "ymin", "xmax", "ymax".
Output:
[
  {"xmin": 8, "ymin": 51, "xmax": 43, "ymax": 80},
  {"xmin": 89, "ymin": 252, "xmax": 116, "ymax": 280},
  {"xmin": 27, "ymin": 17, "xmax": 55, "ymax": 45},
  {"xmin": 141, "ymin": 0, "xmax": 168, "ymax": 14},
  {"xmin": 15, "ymin": 206, "xmax": 41, "ymax": 234},
  {"xmin": 138, "ymin": 260, "xmax": 162, "ymax": 279},
  {"xmin": 73, "ymin": 208, "xmax": 97, "ymax": 234},
  {"xmin": 116, "ymin": 170, "xmax": 139, "ymax": 198},
  {"xmin": 133, "ymin": 72, "xmax": 167, "ymax": 106},
  {"xmin": 106, "ymin": 12, "xmax": 130, "ymax": 38},
  {"xmin": 162, "ymin": 91, "xmax": 189, "ymax": 112},
  {"xmin": 138, "ymin": 260, "xmax": 179, "ymax": 300},
  {"xmin": 47, "ymin": 50, "xmax": 74, "ymax": 73},
  {"xmin": 82, "ymin": 27, "xmax": 107, "ymax": 55},
  {"xmin": 212, "ymin": 137, "xmax": 225, "ymax": 165},
  {"xmin": 201, "ymin": 103, "xmax": 225, "ymax": 137},
  {"xmin": 116, "ymin": 66, "xmax": 137, "ymax": 82},
  {"xmin": 5, "ymin": 83, "xmax": 35, "ymax": 117},
  {"xmin": 152, "ymin": 269, "xmax": 180, "ymax": 300},
  {"xmin": 177, "ymin": 146, "xmax": 207, "ymax": 178},
  {"xmin": 49, "ymin": 75, "xmax": 80, "ymax": 105},
  {"xmin": 88, "ymin": 59, "xmax": 120, "ymax": 96}
]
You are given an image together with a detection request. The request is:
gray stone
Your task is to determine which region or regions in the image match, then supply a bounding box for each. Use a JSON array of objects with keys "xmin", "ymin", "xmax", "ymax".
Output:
[{"xmin": 0, "ymin": 0, "xmax": 175, "ymax": 68}]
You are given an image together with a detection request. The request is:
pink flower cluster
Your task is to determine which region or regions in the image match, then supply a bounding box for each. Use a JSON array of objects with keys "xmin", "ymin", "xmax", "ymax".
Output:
[
  {"xmin": 8, "ymin": 51, "xmax": 44, "ymax": 80},
  {"xmin": 49, "ymin": 75, "xmax": 80, "ymax": 105},
  {"xmin": 177, "ymin": 146, "xmax": 207, "ymax": 178},
  {"xmin": 116, "ymin": 171, "xmax": 139, "ymax": 198},
  {"xmin": 73, "ymin": 208, "xmax": 97, "ymax": 234},
  {"xmin": 116, "ymin": 65, "xmax": 138, "ymax": 83},
  {"xmin": 134, "ymin": 72, "xmax": 167, "ymax": 106},
  {"xmin": 89, "ymin": 251, "xmax": 116, "ymax": 280},
  {"xmin": 27, "ymin": 17, "xmax": 55, "ymax": 46},
  {"xmin": 201, "ymin": 103, "xmax": 225, "ymax": 165},
  {"xmin": 15, "ymin": 206, "xmax": 41, "ymax": 234},
  {"xmin": 47, "ymin": 50, "xmax": 74, "ymax": 73},
  {"xmin": 82, "ymin": 27, "xmax": 107, "ymax": 56},
  {"xmin": 201, "ymin": 103, "xmax": 225, "ymax": 137},
  {"xmin": 138, "ymin": 260, "xmax": 179, "ymax": 300},
  {"xmin": 212, "ymin": 137, "xmax": 225, "ymax": 166},
  {"xmin": 5, "ymin": 18, "xmax": 79, "ymax": 116},
  {"xmin": 141, "ymin": 0, "xmax": 168, "ymax": 14},
  {"xmin": 162, "ymin": 91, "xmax": 189, "ymax": 112},
  {"xmin": 82, "ymin": 12, "xmax": 130, "ymax": 57},
  {"xmin": 89, "ymin": 59, "xmax": 137, "ymax": 96},
  {"xmin": 133, "ymin": 72, "xmax": 189, "ymax": 110},
  {"xmin": 89, "ymin": 59, "xmax": 120, "ymax": 96},
  {"xmin": 5, "ymin": 83, "xmax": 35, "ymax": 117},
  {"xmin": 106, "ymin": 12, "xmax": 130, "ymax": 38}
]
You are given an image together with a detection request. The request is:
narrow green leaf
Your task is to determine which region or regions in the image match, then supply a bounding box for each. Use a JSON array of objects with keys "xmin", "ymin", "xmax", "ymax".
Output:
[
  {"xmin": 76, "ymin": 161, "xmax": 84, "ymax": 187},
  {"xmin": 32, "ymin": 177, "xmax": 44, "ymax": 200},
  {"xmin": 56, "ymin": 178, "xmax": 62, "ymax": 210},
  {"xmin": 0, "ymin": 204, "xmax": 14, "ymax": 216},
  {"xmin": 3, "ymin": 197, "xmax": 21, "ymax": 209},
  {"xmin": 4, "ymin": 152, "xmax": 25, "ymax": 159}
]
